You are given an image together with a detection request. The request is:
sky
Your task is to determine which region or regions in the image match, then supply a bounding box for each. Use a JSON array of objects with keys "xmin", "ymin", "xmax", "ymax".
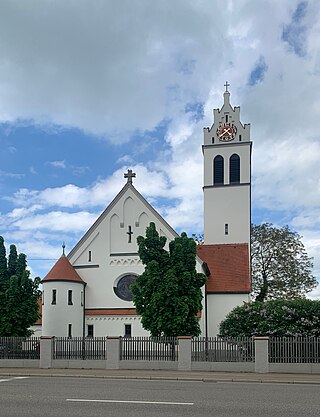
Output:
[{"xmin": 0, "ymin": 0, "xmax": 319, "ymax": 298}]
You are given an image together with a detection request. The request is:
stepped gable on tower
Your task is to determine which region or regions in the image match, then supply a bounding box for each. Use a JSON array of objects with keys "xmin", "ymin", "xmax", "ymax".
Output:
[{"xmin": 203, "ymin": 81, "xmax": 251, "ymax": 146}]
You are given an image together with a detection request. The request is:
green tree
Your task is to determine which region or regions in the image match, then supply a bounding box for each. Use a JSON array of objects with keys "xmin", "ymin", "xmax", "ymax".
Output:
[
  {"xmin": 0, "ymin": 236, "xmax": 41, "ymax": 337},
  {"xmin": 16, "ymin": 253, "xmax": 27, "ymax": 279},
  {"xmin": 132, "ymin": 223, "xmax": 207, "ymax": 337},
  {"xmin": 0, "ymin": 236, "xmax": 7, "ymax": 280},
  {"xmin": 251, "ymin": 223, "xmax": 317, "ymax": 302},
  {"xmin": 219, "ymin": 299, "xmax": 320, "ymax": 337},
  {"xmin": 191, "ymin": 233, "xmax": 204, "ymax": 245},
  {"xmin": 7, "ymin": 244, "xmax": 18, "ymax": 278}
]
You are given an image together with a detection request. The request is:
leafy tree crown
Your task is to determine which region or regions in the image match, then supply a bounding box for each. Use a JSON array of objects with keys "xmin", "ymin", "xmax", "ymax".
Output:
[{"xmin": 132, "ymin": 223, "xmax": 206, "ymax": 337}]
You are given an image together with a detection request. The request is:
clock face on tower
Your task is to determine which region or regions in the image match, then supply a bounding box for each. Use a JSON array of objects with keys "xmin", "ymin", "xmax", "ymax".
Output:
[{"xmin": 216, "ymin": 123, "xmax": 237, "ymax": 142}]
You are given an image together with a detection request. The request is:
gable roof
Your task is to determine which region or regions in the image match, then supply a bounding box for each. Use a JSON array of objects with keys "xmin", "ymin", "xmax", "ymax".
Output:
[
  {"xmin": 41, "ymin": 255, "xmax": 85, "ymax": 284},
  {"xmin": 67, "ymin": 182, "xmax": 179, "ymax": 259},
  {"xmin": 197, "ymin": 244, "xmax": 250, "ymax": 293}
]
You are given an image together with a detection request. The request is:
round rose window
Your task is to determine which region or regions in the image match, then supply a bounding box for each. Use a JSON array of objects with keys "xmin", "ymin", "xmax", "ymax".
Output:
[{"xmin": 114, "ymin": 274, "xmax": 137, "ymax": 301}]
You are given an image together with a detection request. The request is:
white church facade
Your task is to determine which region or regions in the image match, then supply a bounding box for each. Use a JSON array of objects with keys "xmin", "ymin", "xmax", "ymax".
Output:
[{"xmin": 36, "ymin": 86, "xmax": 251, "ymax": 338}]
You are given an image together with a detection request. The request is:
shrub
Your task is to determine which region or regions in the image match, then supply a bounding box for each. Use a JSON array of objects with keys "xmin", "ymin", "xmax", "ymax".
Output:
[{"xmin": 219, "ymin": 299, "xmax": 320, "ymax": 337}]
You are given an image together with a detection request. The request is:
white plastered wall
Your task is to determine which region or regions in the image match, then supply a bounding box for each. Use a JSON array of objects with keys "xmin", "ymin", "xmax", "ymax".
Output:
[
  {"xmin": 207, "ymin": 293, "xmax": 250, "ymax": 337},
  {"xmin": 204, "ymin": 185, "xmax": 250, "ymax": 244},
  {"xmin": 85, "ymin": 315, "xmax": 149, "ymax": 337},
  {"xmin": 42, "ymin": 281, "xmax": 84, "ymax": 337}
]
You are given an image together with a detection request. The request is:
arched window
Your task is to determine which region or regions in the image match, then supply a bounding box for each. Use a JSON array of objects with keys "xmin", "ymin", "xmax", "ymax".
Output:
[
  {"xmin": 229, "ymin": 154, "xmax": 240, "ymax": 184},
  {"xmin": 214, "ymin": 155, "xmax": 224, "ymax": 185}
]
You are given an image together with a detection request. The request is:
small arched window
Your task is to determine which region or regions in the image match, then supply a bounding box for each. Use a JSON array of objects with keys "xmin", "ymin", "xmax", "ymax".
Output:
[
  {"xmin": 214, "ymin": 155, "xmax": 224, "ymax": 185},
  {"xmin": 229, "ymin": 154, "xmax": 240, "ymax": 184}
]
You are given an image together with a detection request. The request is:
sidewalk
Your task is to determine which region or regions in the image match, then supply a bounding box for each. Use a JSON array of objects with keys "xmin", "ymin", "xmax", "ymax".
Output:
[{"xmin": 1, "ymin": 367, "xmax": 320, "ymax": 384}]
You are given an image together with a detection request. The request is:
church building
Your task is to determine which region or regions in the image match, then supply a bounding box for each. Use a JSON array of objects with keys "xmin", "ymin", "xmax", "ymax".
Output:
[{"xmin": 37, "ymin": 86, "xmax": 251, "ymax": 338}]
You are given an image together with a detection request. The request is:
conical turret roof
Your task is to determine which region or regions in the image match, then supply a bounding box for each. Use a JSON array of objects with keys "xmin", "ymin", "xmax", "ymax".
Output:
[{"xmin": 41, "ymin": 255, "xmax": 85, "ymax": 285}]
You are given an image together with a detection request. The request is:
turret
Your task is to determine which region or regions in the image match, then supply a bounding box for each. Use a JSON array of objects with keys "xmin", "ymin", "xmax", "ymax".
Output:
[{"xmin": 41, "ymin": 245, "xmax": 86, "ymax": 337}]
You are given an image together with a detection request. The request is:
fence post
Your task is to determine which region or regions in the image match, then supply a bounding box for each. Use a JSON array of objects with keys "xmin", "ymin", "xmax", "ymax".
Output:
[
  {"xmin": 254, "ymin": 336, "xmax": 269, "ymax": 373},
  {"xmin": 178, "ymin": 336, "xmax": 192, "ymax": 371},
  {"xmin": 40, "ymin": 336, "xmax": 54, "ymax": 368},
  {"xmin": 106, "ymin": 336, "xmax": 120, "ymax": 369}
]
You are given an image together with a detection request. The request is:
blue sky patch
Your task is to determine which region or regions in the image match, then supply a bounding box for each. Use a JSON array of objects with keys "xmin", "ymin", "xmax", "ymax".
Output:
[
  {"xmin": 248, "ymin": 56, "xmax": 268, "ymax": 86},
  {"xmin": 282, "ymin": 1, "xmax": 308, "ymax": 57},
  {"xmin": 185, "ymin": 101, "xmax": 204, "ymax": 122}
]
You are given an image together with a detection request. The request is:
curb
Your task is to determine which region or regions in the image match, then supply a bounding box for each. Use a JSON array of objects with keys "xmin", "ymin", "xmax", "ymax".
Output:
[{"xmin": 1, "ymin": 371, "xmax": 320, "ymax": 385}]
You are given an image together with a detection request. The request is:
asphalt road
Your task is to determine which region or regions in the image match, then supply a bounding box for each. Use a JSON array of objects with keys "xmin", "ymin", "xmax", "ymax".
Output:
[{"xmin": 0, "ymin": 375, "xmax": 319, "ymax": 417}]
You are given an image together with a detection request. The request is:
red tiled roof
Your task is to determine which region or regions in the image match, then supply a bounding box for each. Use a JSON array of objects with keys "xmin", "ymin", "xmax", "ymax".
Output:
[
  {"xmin": 41, "ymin": 256, "xmax": 85, "ymax": 284},
  {"xmin": 197, "ymin": 244, "xmax": 250, "ymax": 293}
]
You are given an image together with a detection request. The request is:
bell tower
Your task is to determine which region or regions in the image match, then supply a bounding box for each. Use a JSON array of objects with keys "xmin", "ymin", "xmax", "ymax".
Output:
[{"xmin": 203, "ymin": 83, "xmax": 252, "ymax": 245}]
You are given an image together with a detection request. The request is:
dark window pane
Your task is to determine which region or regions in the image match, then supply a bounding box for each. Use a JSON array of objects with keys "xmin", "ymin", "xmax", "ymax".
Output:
[
  {"xmin": 87, "ymin": 325, "xmax": 94, "ymax": 338},
  {"xmin": 230, "ymin": 154, "xmax": 240, "ymax": 184},
  {"xmin": 52, "ymin": 289, "xmax": 56, "ymax": 305},
  {"xmin": 214, "ymin": 155, "xmax": 224, "ymax": 185},
  {"xmin": 124, "ymin": 324, "xmax": 132, "ymax": 338},
  {"xmin": 68, "ymin": 290, "xmax": 73, "ymax": 305}
]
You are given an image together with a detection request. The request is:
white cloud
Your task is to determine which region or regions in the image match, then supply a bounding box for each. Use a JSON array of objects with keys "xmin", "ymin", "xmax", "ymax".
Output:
[
  {"xmin": 253, "ymin": 140, "xmax": 320, "ymax": 211},
  {"xmin": 0, "ymin": 0, "xmax": 227, "ymax": 141},
  {"xmin": 0, "ymin": 169, "xmax": 24, "ymax": 179},
  {"xmin": 47, "ymin": 160, "xmax": 66, "ymax": 169},
  {"xmin": 0, "ymin": 0, "xmax": 319, "ymax": 283},
  {"xmin": 12, "ymin": 211, "xmax": 98, "ymax": 233},
  {"xmin": 309, "ymin": 285, "xmax": 320, "ymax": 300}
]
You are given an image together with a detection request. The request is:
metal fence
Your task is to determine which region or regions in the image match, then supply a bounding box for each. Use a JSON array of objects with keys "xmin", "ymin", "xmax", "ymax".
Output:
[
  {"xmin": 53, "ymin": 337, "xmax": 107, "ymax": 360},
  {"xmin": 269, "ymin": 337, "xmax": 320, "ymax": 363},
  {"xmin": 120, "ymin": 337, "xmax": 178, "ymax": 361},
  {"xmin": 0, "ymin": 337, "xmax": 40, "ymax": 359},
  {"xmin": 192, "ymin": 337, "xmax": 254, "ymax": 362}
]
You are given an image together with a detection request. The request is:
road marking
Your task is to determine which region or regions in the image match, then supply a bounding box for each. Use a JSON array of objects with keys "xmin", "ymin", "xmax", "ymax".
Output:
[
  {"xmin": 0, "ymin": 377, "xmax": 30, "ymax": 383},
  {"xmin": 67, "ymin": 398, "xmax": 194, "ymax": 406}
]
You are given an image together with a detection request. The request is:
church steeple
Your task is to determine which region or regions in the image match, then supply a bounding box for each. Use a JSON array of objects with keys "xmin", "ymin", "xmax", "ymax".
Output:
[{"xmin": 202, "ymin": 85, "xmax": 252, "ymax": 245}]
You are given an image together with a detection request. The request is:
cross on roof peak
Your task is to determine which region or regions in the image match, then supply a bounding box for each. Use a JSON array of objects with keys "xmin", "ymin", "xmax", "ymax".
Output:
[
  {"xmin": 124, "ymin": 169, "xmax": 136, "ymax": 184},
  {"xmin": 224, "ymin": 81, "xmax": 230, "ymax": 92}
]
